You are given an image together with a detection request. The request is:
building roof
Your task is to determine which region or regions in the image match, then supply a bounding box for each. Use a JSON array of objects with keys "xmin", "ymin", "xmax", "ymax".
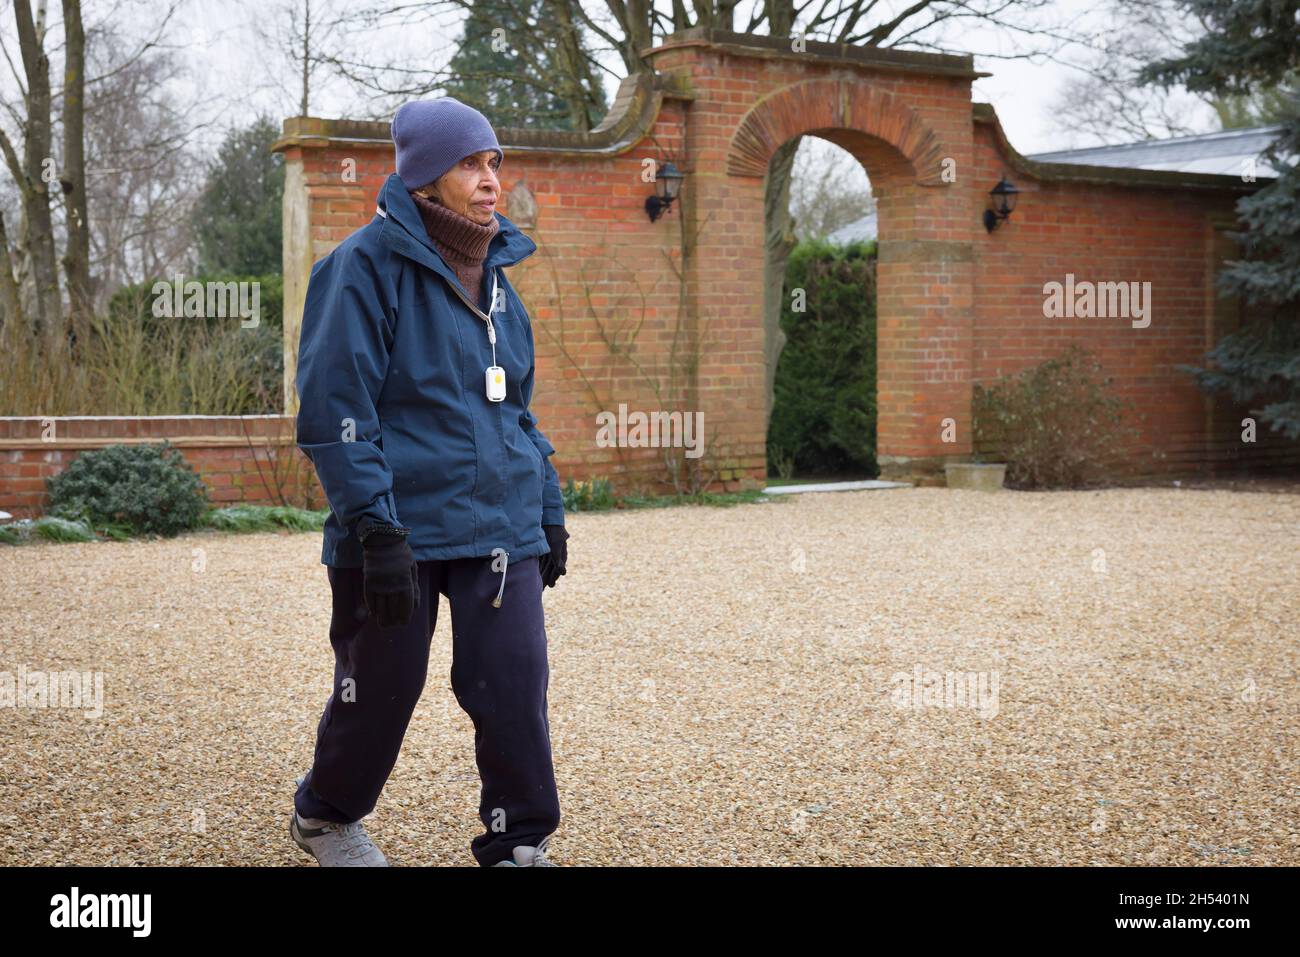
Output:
[
  {"xmin": 1027, "ymin": 125, "xmax": 1285, "ymax": 178},
  {"xmin": 826, "ymin": 209, "xmax": 878, "ymax": 244}
]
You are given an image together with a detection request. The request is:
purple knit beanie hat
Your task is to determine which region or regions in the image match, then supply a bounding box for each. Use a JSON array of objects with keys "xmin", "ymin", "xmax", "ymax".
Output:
[{"xmin": 391, "ymin": 97, "xmax": 503, "ymax": 191}]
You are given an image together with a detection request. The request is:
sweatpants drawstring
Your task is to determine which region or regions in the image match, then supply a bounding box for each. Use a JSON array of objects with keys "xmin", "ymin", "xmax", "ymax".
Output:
[{"xmin": 492, "ymin": 550, "xmax": 509, "ymax": 608}]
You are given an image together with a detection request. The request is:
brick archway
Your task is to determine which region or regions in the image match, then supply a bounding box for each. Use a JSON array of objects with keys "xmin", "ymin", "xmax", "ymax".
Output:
[
  {"xmin": 719, "ymin": 72, "xmax": 971, "ymax": 480},
  {"xmin": 726, "ymin": 76, "xmax": 951, "ymax": 186}
]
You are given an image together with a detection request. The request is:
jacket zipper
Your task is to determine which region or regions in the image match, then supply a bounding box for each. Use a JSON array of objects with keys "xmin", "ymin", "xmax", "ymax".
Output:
[
  {"xmin": 379, "ymin": 201, "xmax": 511, "ymax": 608},
  {"xmin": 378, "ymin": 201, "xmax": 500, "ymax": 344},
  {"xmin": 446, "ymin": 266, "xmax": 512, "ymax": 608},
  {"xmin": 445, "ymin": 267, "xmax": 500, "ymax": 347}
]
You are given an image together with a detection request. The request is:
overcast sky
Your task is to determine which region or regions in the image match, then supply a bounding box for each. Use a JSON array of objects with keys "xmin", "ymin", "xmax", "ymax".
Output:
[
  {"xmin": 5, "ymin": 0, "xmax": 1222, "ymax": 165},
  {"xmin": 175, "ymin": 0, "xmax": 1223, "ymax": 152}
]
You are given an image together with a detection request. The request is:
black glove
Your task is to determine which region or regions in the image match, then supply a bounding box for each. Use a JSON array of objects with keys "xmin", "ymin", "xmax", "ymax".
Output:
[
  {"xmin": 538, "ymin": 524, "xmax": 569, "ymax": 589},
  {"xmin": 359, "ymin": 528, "xmax": 419, "ymax": 627}
]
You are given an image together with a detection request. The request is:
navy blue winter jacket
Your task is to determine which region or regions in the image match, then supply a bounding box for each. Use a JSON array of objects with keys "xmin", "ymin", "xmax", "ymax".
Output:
[{"xmin": 295, "ymin": 171, "xmax": 564, "ymax": 567}]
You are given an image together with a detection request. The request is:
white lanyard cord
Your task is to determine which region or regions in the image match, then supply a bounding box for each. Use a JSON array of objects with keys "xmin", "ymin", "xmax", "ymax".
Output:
[{"xmin": 488, "ymin": 268, "xmax": 499, "ymax": 367}]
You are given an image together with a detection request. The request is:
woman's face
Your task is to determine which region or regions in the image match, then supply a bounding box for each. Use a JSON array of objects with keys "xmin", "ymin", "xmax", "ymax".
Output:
[{"xmin": 418, "ymin": 150, "xmax": 502, "ymax": 224}]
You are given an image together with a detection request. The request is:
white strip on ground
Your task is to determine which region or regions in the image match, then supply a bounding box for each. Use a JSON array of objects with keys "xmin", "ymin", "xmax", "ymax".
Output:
[{"xmin": 763, "ymin": 480, "xmax": 911, "ymax": 495}]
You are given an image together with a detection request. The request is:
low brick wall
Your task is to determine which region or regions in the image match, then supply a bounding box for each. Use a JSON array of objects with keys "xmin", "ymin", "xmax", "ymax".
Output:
[
  {"xmin": 0, "ymin": 416, "xmax": 324, "ymax": 518},
  {"xmin": 0, "ymin": 413, "xmax": 755, "ymax": 519},
  {"xmin": 1, "ymin": 409, "xmax": 1295, "ymax": 518}
]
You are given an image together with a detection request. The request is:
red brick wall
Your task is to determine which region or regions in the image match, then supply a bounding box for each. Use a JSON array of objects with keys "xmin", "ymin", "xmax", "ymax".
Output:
[
  {"xmin": 0, "ymin": 417, "xmax": 323, "ymax": 518},
  {"xmin": 969, "ymin": 119, "xmax": 1297, "ymax": 474},
  {"xmin": 278, "ymin": 99, "xmax": 708, "ymax": 495}
]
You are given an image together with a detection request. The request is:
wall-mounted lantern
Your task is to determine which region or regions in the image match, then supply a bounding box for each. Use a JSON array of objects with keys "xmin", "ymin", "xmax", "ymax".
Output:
[
  {"xmin": 982, "ymin": 177, "xmax": 1020, "ymax": 233},
  {"xmin": 645, "ymin": 161, "xmax": 685, "ymax": 222}
]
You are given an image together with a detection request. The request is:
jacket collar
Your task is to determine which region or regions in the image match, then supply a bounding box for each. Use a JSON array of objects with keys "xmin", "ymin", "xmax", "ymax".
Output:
[{"xmin": 374, "ymin": 172, "xmax": 536, "ymax": 284}]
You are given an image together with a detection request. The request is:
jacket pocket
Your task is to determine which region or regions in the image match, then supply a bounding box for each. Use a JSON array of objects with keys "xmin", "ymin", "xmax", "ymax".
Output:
[
  {"xmin": 386, "ymin": 428, "xmax": 477, "ymax": 547},
  {"xmin": 528, "ymin": 434, "xmax": 544, "ymax": 482},
  {"xmin": 507, "ymin": 428, "xmax": 545, "ymax": 525}
]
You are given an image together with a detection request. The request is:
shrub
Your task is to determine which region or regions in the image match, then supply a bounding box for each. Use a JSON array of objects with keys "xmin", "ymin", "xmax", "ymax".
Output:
[
  {"xmin": 973, "ymin": 346, "xmax": 1133, "ymax": 489},
  {"xmin": 99, "ymin": 273, "xmax": 284, "ymax": 414},
  {"xmin": 203, "ymin": 505, "xmax": 327, "ymax": 533},
  {"xmin": 768, "ymin": 238, "xmax": 877, "ymax": 478},
  {"xmin": 2, "ymin": 277, "xmax": 283, "ymax": 416},
  {"xmin": 47, "ymin": 442, "xmax": 210, "ymax": 536},
  {"xmin": 0, "ymin": 517, "xmax": 98, "ymax": 545},
  {"xmin": 562, "ymin": 477, "xmax": 615, "ymax": 512},
  {"xmin": 107, "ymin": 272, "xmax": 284, "ymax": 334}
]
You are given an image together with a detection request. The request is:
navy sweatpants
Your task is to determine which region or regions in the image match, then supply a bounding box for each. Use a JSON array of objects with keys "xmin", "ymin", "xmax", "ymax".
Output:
[{"xmin": 294, "ymin": 553, "xmax": 561, "ymax": 867}]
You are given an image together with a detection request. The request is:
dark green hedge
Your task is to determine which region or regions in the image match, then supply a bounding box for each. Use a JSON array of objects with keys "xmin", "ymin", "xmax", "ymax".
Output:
[
  {"xmin": 108, "ymin": 272, "xmax": 283, "ymax": 332},
  {"xmin": 767, "ymin": 239, "xmax": 878, "ymax": 478},
  {"xmin": 105, "ymin": 273, "xmax": 283, "ymax": 413}
]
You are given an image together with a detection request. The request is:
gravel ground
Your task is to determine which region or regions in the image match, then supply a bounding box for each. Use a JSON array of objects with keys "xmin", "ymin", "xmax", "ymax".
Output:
[{"xmin": 1, "ymin": 486, "xmax": 1296, "ymax": 866}]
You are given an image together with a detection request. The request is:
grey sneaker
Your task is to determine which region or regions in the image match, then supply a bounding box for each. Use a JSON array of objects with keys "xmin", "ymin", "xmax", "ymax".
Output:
[
  {"xmin": 290, "ymin": 775, "xmax": 388, "ymax": 866},
  {"xmin": 290, "ymin": 809, "xmax": 390, "ymax": 866},
  {"xmin": 492, "ymin": 834, "xmax": 558, "ymax": 867}
]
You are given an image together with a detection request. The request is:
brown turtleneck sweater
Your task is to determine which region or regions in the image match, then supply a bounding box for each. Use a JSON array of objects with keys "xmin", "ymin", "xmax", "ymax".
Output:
[{"xmin": 410, "ymin": 191, "xmax": 500, "ymax": 309}]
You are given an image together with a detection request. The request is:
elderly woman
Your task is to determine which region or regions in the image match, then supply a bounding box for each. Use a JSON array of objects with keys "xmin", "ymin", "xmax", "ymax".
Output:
[{"xmin": 289, "ymin": 97, "xmax": 569, "ymax": 867}]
